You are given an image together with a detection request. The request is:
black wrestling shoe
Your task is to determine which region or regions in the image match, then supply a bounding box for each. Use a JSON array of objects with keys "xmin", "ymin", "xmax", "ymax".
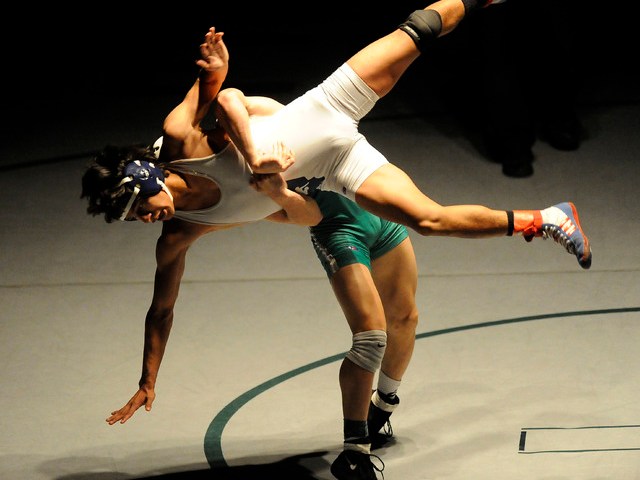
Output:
[
  {"xmin": 368, "ymin": 391, "xmax": 399, "ymax": 448},
  {"xmin": 330, "ymin": 450, "xmax": 384, "ymax": 480}
]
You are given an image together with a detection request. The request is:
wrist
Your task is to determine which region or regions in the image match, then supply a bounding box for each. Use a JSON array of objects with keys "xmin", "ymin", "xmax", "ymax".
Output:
[
  {"xmin": 199, "ymin": 68, "xmax": 225, "ymax": 84},
  {"xmin": 139, "ymin": 373, "xmax": 156, "ymax": 389}
]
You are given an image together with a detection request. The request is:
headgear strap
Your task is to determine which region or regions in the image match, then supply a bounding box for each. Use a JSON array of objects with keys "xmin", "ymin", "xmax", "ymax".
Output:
[{"xmin": 117, "ymin": 160, "xmax": 172, "ymax": 221}]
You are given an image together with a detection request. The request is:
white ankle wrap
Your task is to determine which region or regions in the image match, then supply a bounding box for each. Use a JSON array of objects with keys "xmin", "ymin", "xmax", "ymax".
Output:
[{"xmin": 371, "ymin": 390, "xmax": 399, "ymax": 413}]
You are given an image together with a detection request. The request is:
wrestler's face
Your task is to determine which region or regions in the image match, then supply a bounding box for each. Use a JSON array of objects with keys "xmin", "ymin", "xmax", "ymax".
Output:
[{"xmin": 125, "ymin": 190, "xmax": 175, "ymax": 223}]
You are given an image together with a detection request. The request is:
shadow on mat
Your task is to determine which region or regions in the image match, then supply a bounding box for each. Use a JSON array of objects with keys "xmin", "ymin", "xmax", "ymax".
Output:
[{"xmin": 142, "ymin": 451, "xmax": 330, "ymax": 479}]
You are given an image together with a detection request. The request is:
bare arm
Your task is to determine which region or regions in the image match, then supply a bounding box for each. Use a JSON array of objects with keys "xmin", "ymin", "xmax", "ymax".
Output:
[
  {"xmin": 251, "ymin": 168, "xmax": 323, "ymax": 226},
  {"xmin": 160, "ymin": 27, "xmax": 230, "ymax": 161},
  {"xmin": 214, "ymin": 88, "xmax": 293, "ymax": 173},
  {"xmin": 213, "ymin": 88, "xmax": 319, "ymax": 223},
  {"xmin": 106, "ymin": 221, "xmax": 217, "ymax": 424}
]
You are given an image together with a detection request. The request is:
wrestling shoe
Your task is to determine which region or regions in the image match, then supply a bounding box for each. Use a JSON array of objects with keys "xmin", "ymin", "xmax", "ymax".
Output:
[
  {"xmin": 540, "ymin": 202, "xmax": 592, "ymax": 269},
  {"xmin": 368, "ymin": 391, "xmax": 399, "ymax": 449},
  {"xmin": 330, "ymin": 450, "xmax": 385, "ymax": 480}
]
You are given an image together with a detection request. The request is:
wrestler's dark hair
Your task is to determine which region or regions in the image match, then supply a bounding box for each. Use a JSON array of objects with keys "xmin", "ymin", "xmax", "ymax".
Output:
[{"xmin": 80, "ymin": 144, "xmax": 159, "ymax": 223}]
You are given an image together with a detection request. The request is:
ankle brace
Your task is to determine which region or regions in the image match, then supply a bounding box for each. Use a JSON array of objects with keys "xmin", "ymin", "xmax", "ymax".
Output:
[
  {"xmin": 371, "ymin": 390, "xmax": 400, "ymax": 413},
  {"xmin": 343, "ymin": 441, "xmax": 371, "ymax": 454},
  {"xmin": 344, "ymin": 418, "xmax": 368, "ymax": 437},
  {"xmin": 398, "ymin": 9, "xmax": 442, "ymax": 52},
  {"xmin": 509, "ymin": 210, "xmax": 543, "ymax": 238}
]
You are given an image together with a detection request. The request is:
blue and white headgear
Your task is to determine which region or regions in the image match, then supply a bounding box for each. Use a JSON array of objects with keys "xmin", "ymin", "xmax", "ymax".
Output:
[{"xmin": 117, "ymin": 159, "xmax": 173, "ymax": 221}]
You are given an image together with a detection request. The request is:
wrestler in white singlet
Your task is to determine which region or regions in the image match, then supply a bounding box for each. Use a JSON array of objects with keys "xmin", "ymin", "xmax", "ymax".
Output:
[{"xmin": 171, "ymin": 63, "xmax": 388, "ymax": 226}]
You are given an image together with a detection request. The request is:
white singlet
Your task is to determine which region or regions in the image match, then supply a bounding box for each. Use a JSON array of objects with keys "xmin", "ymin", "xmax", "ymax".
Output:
[{"xmin": 172, "ymin": 63, "xmax": 389, "ymax": 226}]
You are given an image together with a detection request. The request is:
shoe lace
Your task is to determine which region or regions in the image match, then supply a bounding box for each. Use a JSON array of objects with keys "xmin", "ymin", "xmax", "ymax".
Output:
[
  {"xmin": 541, "ymin": 224, "xmax": 576, "ymax": 255},
  {"xmin": 367, "ymin": 452, "xmax": 385, "ymax": 479},
  {"xmin": 381, "ymin": 419, "xmax": 394, "ymax": 438}
]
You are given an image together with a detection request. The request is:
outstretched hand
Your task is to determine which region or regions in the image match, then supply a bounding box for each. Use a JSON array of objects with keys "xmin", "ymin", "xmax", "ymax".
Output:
[
  {"xmin": 106, "ymin": 387, "xmax": 155, "ymax": 425},
  {"xmin": 196, "ymin": 27, "xmax": 229, "ymax": 73}
]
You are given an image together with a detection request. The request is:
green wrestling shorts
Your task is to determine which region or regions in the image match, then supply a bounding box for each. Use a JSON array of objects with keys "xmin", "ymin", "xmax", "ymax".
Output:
[{"xmin": 309, "ymin": 191, "xmax": 409, "ymax": 277}]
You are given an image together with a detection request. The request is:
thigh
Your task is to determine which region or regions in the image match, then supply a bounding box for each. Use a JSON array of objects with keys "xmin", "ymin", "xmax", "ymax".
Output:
[
  {"xmin": 356, "ymin": 162, "xmax": 442, "ymax": 231},
  {"xmin": 347, "ymin": 30, "xmax": 420, "ymax": 98},
  {"xmin": 330, "ymin": 263, "xmax": 387, "ymax": 334},
  {"xmin": 371, "ymin": 237, "xmax": 418, "ymax": 322}
]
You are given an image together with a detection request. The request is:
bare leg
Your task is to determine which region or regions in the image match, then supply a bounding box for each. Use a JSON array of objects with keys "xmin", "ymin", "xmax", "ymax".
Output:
[
  {"xmin": 372, "ymin": 238, "xmax": 419, "ymax": 383},
  {"xmin": 330, "ymin": 264, "xmax": 387, "ymax": 425},
  {"xmin": 339, "ymin": 1, "xmax": 513, "ymax": 237},
  {"xmin": 366, "ymin": 238, "xmax": 419, "ymax": 439},
  {"xmin": 356, "ymin": 165, "xmax": 592, "ymax": 269},
  {"xmin": 331, "ymin": 238, "xmax": 419, "ymax": 444},
  {"xmin": 348, "ymin": 1, "xmax": 592, "ymax": 268},
  {"xmin": 356, "ymin": 163, "xmax": 509, "ymax": 237},
  {"xmin": 347, "ymin": 0, "xmax": 467, "ymax": 98}
]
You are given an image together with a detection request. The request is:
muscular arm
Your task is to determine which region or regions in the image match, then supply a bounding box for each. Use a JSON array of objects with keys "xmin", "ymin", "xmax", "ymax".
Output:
[
  {"xmin": 138, "ymin": 226, "xmax": 191, "ymax": 394},
  {"xmin": 251, "ymin": 170, "xmax": 323, "ymax": 226},
  {"xmin": 106, "ymin": 220, "xmax": 219, "ymax": 424},
  {"xmin": 213, "ymin": 88, "xmax": 320, "ymax": 224},
  {"xmin": 160, "ymin": 27, "xmax": 230, "ymax": 161},
  {"xmin": 214, "ymin": 88, "xmax": 292, "ymax": 173}
]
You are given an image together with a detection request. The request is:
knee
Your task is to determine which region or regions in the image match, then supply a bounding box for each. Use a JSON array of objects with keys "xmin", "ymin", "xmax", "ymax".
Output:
[
  {"xmin": 398, "ymin": 9, "xmax": 443, "ymax": 52},
  {"xmin": 215, "ymin": 87, "xmax": 242, "ymax": 110},
  {"xmin": 345, "ymin": 330, "xmax": 387, "ymax": 373},
  {"xmin": 388, "ymin": 307, "xmax": 419, "ymax": 334}
]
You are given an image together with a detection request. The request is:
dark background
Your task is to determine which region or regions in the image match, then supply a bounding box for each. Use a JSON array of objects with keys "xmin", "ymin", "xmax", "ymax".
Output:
[{"xmin": 5, "ymin": 1, "xmax": 638, "ymax": 162}]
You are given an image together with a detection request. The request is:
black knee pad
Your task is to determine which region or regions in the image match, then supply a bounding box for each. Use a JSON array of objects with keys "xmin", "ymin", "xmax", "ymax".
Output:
[{"xmin": 398, "ymin": 9, "xmax": 443, "ymax": 52}]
